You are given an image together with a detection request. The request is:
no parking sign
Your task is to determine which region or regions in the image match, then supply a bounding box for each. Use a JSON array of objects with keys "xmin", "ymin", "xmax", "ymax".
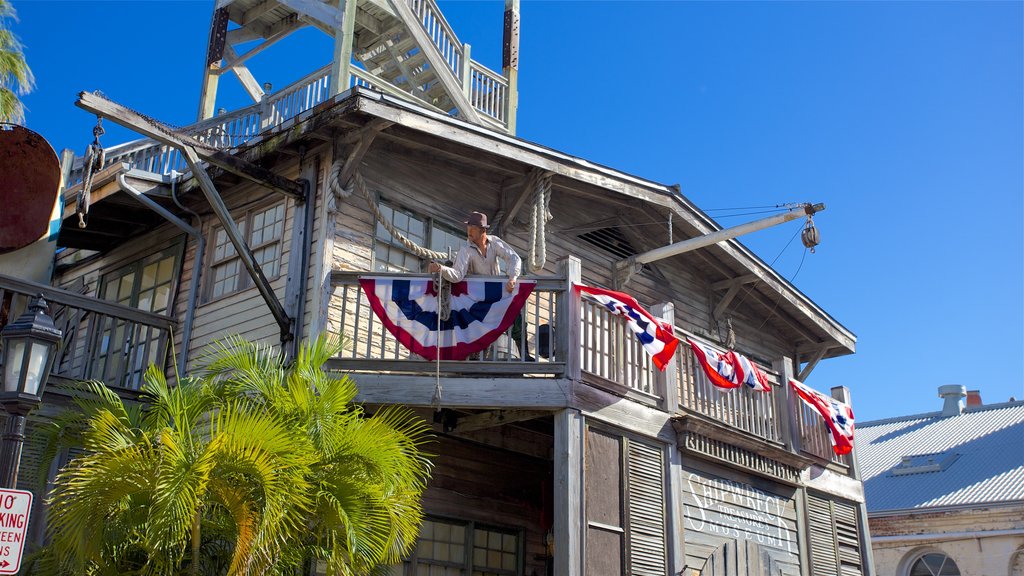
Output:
[{"xmin": 0, "ymin": 489, "xmax": 32, "ymax": 574}]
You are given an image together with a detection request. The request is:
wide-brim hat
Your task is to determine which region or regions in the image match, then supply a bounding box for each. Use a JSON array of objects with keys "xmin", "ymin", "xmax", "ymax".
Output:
[{"xmin": 464, "ymin": 211, "xmax": 489, "ymax": 228}]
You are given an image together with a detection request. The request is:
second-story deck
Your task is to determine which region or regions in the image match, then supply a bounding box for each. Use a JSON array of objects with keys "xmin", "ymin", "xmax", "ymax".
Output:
[{"xmin": 324, "ymin": 266, "xmax": 853, "ymax": 472}]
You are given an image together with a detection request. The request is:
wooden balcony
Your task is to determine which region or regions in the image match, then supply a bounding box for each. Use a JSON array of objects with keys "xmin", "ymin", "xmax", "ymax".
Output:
[
  {"xmin": 0, "ymin": 273, "xmax": 176, "ymax": 393},
  {"xmin": 326, "ymin": 269, "xmax": 853, "ymax": 473}
]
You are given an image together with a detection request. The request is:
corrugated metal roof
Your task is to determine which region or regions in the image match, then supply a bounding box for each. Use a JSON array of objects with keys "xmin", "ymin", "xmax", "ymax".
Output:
[{"xmin": 855, "ymin": 400, "xmax": 1024, "ymax": 513}]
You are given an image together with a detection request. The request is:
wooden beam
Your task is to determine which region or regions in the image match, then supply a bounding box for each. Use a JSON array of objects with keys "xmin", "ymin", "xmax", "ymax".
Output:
[
  {"xmin": 337, "ymin": 118, "xmax": 392, "ymax": 188},
  {"xmin": 797, "ymin": 345, "xmax": 831, "ymax": 382},
  {"xmin": 554, "ymin": 409, "xmax": 583, "ymax": 576},
  {"xmin": 454, "ymin": 409, "xmax": 550, "ymax": 433},
  {"xmin": 383, "ymin": 0, "xmax": 482, "ymax": 124},
  {"xmin": 712, "ymin": 281, "xmax": 743, "ymax": 322},
  {"xmin": 239, "ymin": 0, "xmax": 277, "ymax": 25},
  {"xmin": 180, "ymin": 144, "xmax": 293, "ymax": 342},
  {"xmin": 277, "ymin": 0, "xmax": 342, "ymax": 29},
  {"xmin": 501, "ymin": 168, "xmax": 549, "ymax": 231},
  {"xmin": 220, "ymin": 23, "xmax": 301, "ymax": 74},
  {"xmin": 222, "ymin": 45, "xmax": 264, "ymax": 102},
  {"xmin": 329, "ymin": 0, "xmax": 357, "ymax": 96},
  {"xmin": 76, "ymin": 91, "xmax": 305, "ymax": 200},
  {"xmin": 711, "ymin": 274, "xmax": 758, "ymax": 291}
]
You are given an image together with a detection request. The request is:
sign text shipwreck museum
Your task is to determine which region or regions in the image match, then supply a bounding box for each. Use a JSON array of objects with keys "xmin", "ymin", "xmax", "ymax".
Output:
[{"xmin": 0, "ymin": 0, "xmax": 872, "ymax": 574}]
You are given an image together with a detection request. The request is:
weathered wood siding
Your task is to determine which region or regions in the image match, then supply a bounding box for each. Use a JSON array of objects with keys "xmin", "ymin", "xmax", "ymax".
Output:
[
  {"xmin": 422, "ymin": 433, "xmax": 551, "ymax": 576},
  {"xmin": 681, "ymin": 460, "xmax": 800, "ymax": 576},
  {"xmin": 186, "ymin": 162, "xmax": 302, "ymax": 363},
  {"xmin": 326, "ymin": 145, "xmax": 794, "ymax": 367}
]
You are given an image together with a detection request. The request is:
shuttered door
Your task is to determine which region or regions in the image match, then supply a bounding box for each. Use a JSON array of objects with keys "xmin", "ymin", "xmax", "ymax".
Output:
[
  {"xmin": 806, "ymin": 493, "xmax": 864, "ymax": 576},
  {"xmin": 627, "ymin": 440, "xmax": 666, "ymax": 576}
]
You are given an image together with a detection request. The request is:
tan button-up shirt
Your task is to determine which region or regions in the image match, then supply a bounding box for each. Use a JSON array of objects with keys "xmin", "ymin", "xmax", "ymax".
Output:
[{"xmin": 437, "ymin": 235, "xmax": 521, "ymax": 284}]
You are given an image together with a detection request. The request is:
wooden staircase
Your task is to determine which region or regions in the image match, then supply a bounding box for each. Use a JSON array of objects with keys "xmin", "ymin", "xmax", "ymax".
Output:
[{"xmin": 197, "ymin": 0, "xmax": 512, "ymax": 133}]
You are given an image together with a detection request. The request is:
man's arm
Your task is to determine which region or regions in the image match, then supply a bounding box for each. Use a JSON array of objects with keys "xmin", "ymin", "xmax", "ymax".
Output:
[
  {"xmin": 491, "ymin": 236, "xmax": 522, "ymax": 291},
  {"xmin": 430, "ymin": 246, "xmax": 470, "ymax": 283}
]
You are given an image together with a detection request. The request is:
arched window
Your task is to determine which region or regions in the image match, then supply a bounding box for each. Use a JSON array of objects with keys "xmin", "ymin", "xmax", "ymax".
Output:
[
  {"xmin": 1010, "ymin": 547, "xmax": 1024, "ymax": 576},
  {"xmin": 909, "ymin": 552, "xmax": 961, "ymax": 576}
]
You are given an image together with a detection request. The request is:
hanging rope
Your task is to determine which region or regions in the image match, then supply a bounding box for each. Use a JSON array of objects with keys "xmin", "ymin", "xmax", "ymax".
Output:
[
  {"xmin": 527, "ymin": 170, "xmax": 552, "ymax": 272},
  {"xmin": 431, "ymin": 272, "xmax": 447, "ymax": 411},
  {"xmin": 349, "ymin": 171, "xmax": 448, "ymax": 260},
  {"xmin": 77, "ymin": 118, "xmax": 106, "ymax": 229},
  {"xmin": 328, "ymin": 158, "xmax": 353, "ymax": 201}
]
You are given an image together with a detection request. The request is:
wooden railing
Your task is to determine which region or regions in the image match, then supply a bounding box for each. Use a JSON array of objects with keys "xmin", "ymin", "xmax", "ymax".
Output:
[
  {"xmin": 0, "ymin": 274, "xmax": 176, "ymax": 391},
  {"xmin": 674, "ymin": 338, "xmax": 784, "ymax": 444},
  {"xmin": 328, "ymin": 271, "xmax": 565, "ymax": 375},
  {"xmin": 406, "ymin": 0, "xmax": 463, "ymax": 79},
  {"xmin": 794, "ymin": 391, "xmax": 852, "ymax": 466},
  {"xmin": 579, "ymin": 297, "xmax": 660, "ymax": 401},
  {"xmin": 468, "ymin": 62, "xmax": 510, "ymax": 125}
]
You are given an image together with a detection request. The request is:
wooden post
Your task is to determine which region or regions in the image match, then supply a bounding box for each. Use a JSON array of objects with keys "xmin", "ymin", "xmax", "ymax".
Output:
[
  {"xmin": 553, "ymin": 408, "xmax": 583, "ymax": 576},
  {"xmin": 198, "ymin": 7, "xmax": 230, "ymax": 121},
  {"xmin": 773, "ymin": 356, "xmax": 800, "ymax": 454},
  {"xmin": 461, "ymin": 43, "xmax": 473, "ymax": 102},
  {"xmin": 501, "ymin": 0, "xmax": 520, "ymax": 134},
  {"xmin": 556, "ymin": 256, "xmax": 581, "ymax": 381},
  {"xmin": 329, "ymin": 0, "xmax": 357, "ymax": 97},
  {"xmin": 650, "ymin": 302, "xmax": 677, "ymax": 412}
]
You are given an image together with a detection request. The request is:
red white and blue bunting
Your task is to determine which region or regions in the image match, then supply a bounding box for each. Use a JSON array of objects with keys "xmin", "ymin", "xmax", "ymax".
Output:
[
  {"xmin": 686, "ymin": 337, "xmax": 771, "ymax": 392},
  {"xmin": 790, "ymin": 378, "xmax": 855, "ymax": 455},
  {"xmin": 575, "ymin": 284, "xmax": 680, "ymax": 371},
  {"xmin": 359, "ymin": 276, "xmax": 535, "ymax": 361}
]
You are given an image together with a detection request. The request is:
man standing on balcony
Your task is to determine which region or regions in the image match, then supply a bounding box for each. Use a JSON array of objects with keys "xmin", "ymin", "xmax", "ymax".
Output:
[
  {"xmin": 428, "ymin": 211, "xmax": 529, "ymax": 359},
  {"xmin": 428, "ymin": 211, "xmax": 521, "ymax": 292}
]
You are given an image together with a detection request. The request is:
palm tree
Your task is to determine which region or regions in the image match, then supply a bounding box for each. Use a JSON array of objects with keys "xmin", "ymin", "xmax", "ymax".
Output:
[
  {"xmin": 0, "ymin": 0, "xmax": 34, "ymax": 123},
  {"xmin": 29, "ymin": 336, "xmax": 433, "ymax": 576}
]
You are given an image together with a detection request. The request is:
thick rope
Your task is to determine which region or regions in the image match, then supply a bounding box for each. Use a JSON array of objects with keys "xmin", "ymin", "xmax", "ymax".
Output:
[
  {"xmin": 345, "ymin": 170, "xmax": 448, "ymax": 261},
  {"xmin": 527, "ymin": 171, "xmax": 552, "ymax": 272}
]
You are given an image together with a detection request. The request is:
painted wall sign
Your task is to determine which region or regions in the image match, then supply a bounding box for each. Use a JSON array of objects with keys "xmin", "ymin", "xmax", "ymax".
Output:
[{"xmin": 682, "ymin": 467, "xmax": 798, "ymax": 556}]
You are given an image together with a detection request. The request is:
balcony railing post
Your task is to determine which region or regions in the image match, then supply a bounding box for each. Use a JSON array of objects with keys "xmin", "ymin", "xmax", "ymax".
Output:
[
  {"xmin": 650, "ymin": 302, "xmax": 676, "ymax": 411},
  {"xmin": 773, "ymin": 356, "xmax": 801, "ymax": 454},
  {"xmin": 461, "ymin": 43, "xmax": 473, "ymax": 100},
  {"xmin": 557, "ymin": 256, "xmax": 581, "ymax": 381}
]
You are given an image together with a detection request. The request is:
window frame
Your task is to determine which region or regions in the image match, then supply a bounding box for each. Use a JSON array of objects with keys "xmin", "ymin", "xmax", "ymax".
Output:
[
  {"xmin": 203, "ymin": 200, "xmax": 287, "ymax": 303},
  {"xmin": 902, "ymin": 549, "xmax": 962, "ymax": 576},
  {"xmin": 87, "ymin": 241, "xmax": 185, "ymax": 389},
  {"xmin": 401, "ymin": 515, "xmax": 524, "ymax": 576},
  {"xmin": 372, "ymin": 198, "xmax": 465, "ymax": 273}
]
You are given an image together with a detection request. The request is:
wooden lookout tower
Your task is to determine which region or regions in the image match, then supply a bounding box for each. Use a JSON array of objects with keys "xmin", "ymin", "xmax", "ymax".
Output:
[{"xmin": 196, "ymin": 0, "xmax": 520, "ymax": 134}]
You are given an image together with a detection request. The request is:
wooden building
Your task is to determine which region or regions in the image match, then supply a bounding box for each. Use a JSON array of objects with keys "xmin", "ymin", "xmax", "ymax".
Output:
[{"xmin": 0, "ymin": 1, "xmax": 873, "ymax": 574}]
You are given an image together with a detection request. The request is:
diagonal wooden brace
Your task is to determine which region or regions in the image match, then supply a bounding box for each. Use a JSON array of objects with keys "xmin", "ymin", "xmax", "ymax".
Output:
[{"xmin": 76, "ymin": 91, "xmax": 306, "ymax": 200}]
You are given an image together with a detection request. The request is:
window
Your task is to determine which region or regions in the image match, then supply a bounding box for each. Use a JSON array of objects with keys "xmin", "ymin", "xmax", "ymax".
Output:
[
  {"xmin": 374, "ymin": 202, "xmax": 464, "ymax": 272},
  {"xmin": 207, "ymin": 202, "xmax": 286, "ymax": 300},
  {"xmin": 90, "ymin": 245, "xmax": 182, "ymax": 388},
  {"xmin": 908, "ymin": 553, "xmax": 961, "ymax": 576},
  {"xmin": 806, "ymin": 492, "xmax": 864, "ymax": 576},
  {"xmin": 401, "ymin": 517, "xmax": 520, "ymax": 576}
]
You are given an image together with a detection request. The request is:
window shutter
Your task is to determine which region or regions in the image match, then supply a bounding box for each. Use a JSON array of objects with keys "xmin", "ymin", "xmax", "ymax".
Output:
[
  {"xmin": 627, "ymin": 440, "xmax": 666, "ymax": 576},
  {"xmin": 806, "ymin": 492, "xmax": 863, "ymax": 576}
]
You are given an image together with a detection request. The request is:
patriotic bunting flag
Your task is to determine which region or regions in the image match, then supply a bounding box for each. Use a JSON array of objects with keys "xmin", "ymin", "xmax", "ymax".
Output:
[
  {"xmin": 687, "ymin": 338, "xmax": 741, "ymax": 389},
  {"xmin": 359, "ymin": 276, "xmax": 535, "ymax": 361},
  {"xmin": 686, "ymin": 338, "xmax": 772, "ymax": 392},
  {"xmin": 729, "ymin": 350, "xmax": 772, "ymax": 392},
  {"xmin": 575, "ymin": 284, "xmax": 679, "ymax": 371},
  {"xmin": 789, "ymin": 378, "xmax": 855, "ymax": 456}
]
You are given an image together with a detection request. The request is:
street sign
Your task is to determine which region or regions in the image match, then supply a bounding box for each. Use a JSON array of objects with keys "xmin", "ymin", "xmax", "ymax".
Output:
[{"xmin": 0, "ymin": 489, "xmax": 32, "ymax": 574}]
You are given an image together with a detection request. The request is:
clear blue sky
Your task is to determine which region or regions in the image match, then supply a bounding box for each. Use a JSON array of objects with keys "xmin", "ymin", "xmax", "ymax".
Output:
[{"xmin": 12, "ymin": 0, "xmax": 1023, "ymax": 422}]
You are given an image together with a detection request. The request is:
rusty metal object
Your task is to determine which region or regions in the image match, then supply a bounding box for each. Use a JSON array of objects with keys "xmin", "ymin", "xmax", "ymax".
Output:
[{"xmin": 0, "ymin": 125, "xmax": 60, "ymax": 254}]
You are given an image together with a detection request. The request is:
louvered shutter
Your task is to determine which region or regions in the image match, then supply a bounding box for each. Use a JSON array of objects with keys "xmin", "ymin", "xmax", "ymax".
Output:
[
  {"xmin": 806, "ymin": 492, "xmax": 864, "ymax": 576},
  {"xmin": 627, "ymin": 440, "xmax": 666, "ymax": 576}
]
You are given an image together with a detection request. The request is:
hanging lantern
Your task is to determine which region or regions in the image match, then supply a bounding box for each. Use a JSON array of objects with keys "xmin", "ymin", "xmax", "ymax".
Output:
[{"xmin": 801, "ymin": 216, "xmax": 820, "ymax": 253}]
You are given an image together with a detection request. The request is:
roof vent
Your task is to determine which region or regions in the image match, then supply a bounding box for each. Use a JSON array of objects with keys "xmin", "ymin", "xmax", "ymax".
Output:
[
  {"xmin": 938, "ymin": 385, "xmax": 967, "ymax": 417},
  {"xmin": 578, "ymin": 227, "xmax": 637, "ymax": 260},
  {"xmin": 891, "ymin": 451, "xmax": 960, "ymax": 476}
]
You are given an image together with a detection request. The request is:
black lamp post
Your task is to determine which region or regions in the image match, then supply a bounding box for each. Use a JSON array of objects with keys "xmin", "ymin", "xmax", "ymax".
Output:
[{"xmin": 0, "ymin": 295, "xmax": 61, "ymax": 489}]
